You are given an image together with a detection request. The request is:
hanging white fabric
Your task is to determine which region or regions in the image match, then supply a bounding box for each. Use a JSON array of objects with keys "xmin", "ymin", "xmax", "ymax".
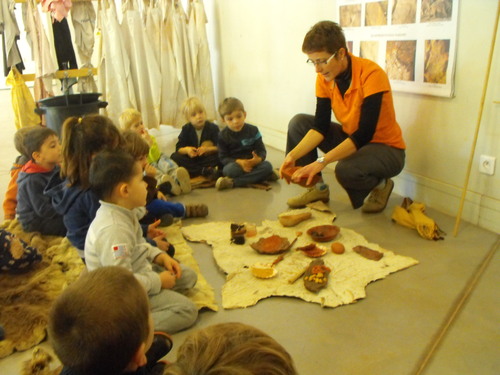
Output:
[
  {"xmin": 24, "ymin": 0, "xmax": 58, "ymax": 95},
  {"xmin": 0, "ymin": 0, "xmax": 23, "ymax": 70},
  {"xmin": 96, "ymin": 0, "xmax": 137, "ymax": 125},
  {"xmin": 121, "ymin": 0, "xmax": 161, "ymax": 128},
  {"xmin": 188, "ymin": 0, "xmax": 216, "ymax": 120},
  {"xmin": 172, "ymin": 0, "xmax": 195, "ymax": 101}
]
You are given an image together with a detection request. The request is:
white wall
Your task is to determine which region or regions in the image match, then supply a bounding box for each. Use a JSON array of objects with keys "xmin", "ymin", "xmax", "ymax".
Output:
[{"xmin": 205, "ymin": 0, "xmax": 500, "ymax": 234}]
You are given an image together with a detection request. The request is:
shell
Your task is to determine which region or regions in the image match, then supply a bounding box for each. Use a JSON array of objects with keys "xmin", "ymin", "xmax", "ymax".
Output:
[
  {"xmin": 307, "ymin": 225, "xmax": 340, "ymax": 242},
  {"xmin": 250, "ymin": 235, "xmax": 291, "ymax": 254}
]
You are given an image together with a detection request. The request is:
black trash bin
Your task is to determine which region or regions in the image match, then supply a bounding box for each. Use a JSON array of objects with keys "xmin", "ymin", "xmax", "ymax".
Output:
[{"xmin": 36, "ymin": 93, "xmax": 108, "ymax": 136}]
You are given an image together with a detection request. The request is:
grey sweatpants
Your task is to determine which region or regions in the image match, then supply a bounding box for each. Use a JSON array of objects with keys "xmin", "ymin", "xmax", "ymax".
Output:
[
  {"xmin": 286, "ymin": 114, "xmax": 405, "ymax": 209},
  {"xmin": 149, "ymin": 263, "xmax": 198, "ymax": 333}
]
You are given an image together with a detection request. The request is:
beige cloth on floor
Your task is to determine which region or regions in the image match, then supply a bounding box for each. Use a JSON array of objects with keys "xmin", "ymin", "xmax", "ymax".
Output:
[{"xmin": 182, "ymin": 208, "xmax": 418, "ymax": 309}]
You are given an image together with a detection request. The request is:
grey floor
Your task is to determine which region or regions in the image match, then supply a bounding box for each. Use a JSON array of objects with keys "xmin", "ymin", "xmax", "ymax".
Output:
[{"xmin": 0, "ymin": 131, "xmax": 498, "ymax": 374}]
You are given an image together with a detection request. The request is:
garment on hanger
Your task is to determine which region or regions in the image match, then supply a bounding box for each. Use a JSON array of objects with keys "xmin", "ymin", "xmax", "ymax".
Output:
[
  {"xmin": 121, "ymin": 0, "xmax": 161, "ymax": 128},
  {"xmin": 96, "ymin": 0, "xmax": 137, "ymax": 124},
  {"xmin": 188, "ymin": 0, "xmax": 216, "ymax": 120},
  {"xmin": 25, "ymin": 0, "xmax": 58, "ymax": 97},
  {"xmin": 0, "ymin": 0, "xmax": 25, "ymax": 76},
  {"xmin": 6, "ymin": 67, "xmax": 41, "ymax": 129}
]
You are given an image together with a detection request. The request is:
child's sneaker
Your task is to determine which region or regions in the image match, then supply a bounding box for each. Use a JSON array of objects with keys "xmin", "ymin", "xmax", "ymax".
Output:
[
  {"xmin": 185, "ymin": 204, "xmax": 209, "ymax": 218},
  {"xmin": 158, "ymin": 174, "xmax": 181, "ymax": 196},
  {"xmin": 216, "ymin": 176, "xmax": 234, "ymax": 190},
  {"xmin": 146, "ymin": 332, "xmax": 173, "ymax": 369},
  {"xmin": 201, "ymin": 166, "xmax": 220, "ymax": 181},
  {"xmin": 173, "ymin": 167, "xmax": 192, "ymax": 194}
]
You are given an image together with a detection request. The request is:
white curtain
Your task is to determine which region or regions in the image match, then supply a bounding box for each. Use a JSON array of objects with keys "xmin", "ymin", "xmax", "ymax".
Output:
[
  {"xmin": 96, "ymin": 0, "xmax": 137, "ymax": 125},
  {"xmin": 121, "ymin": 0, "xmax": 161, "ymax": 128}
]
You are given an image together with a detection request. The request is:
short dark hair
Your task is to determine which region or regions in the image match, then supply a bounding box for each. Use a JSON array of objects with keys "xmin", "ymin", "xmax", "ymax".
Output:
[
  {"xmin": 218, "ymin": 97, "xmax": 245, "ymax": 118},
  {"xmin": 48, "ymin": 266, "xmax": 150, "ymax": 375},
  {"xmin": 23, "ymin": 127, "xmax": 57, "ymax": 161},
  {"xmin": 89, "ymin": 149, "xmax": 137, "ymax": 200},
  {"xmin": 14, "ymin": 126, "xmax": 40, "ymax": 158},
  {"xmin": 302, "ymin": 21, "xmax": 347, "ymax": 55}
]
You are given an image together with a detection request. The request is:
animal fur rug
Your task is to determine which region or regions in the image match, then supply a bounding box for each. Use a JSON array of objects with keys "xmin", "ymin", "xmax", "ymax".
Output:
[
  {"xmin": 0, "ymin": 220, "xmax": 217, "ymax": 359},
  {"xmin": 182, "ymin": 208, "xmax": 419, "ymax": 309}
]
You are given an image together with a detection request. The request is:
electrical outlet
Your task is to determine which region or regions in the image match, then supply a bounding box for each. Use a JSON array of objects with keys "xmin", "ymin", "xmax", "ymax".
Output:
[{"xmin": 479, "ymin": 155, "xmax": 496, "ymax": 175}]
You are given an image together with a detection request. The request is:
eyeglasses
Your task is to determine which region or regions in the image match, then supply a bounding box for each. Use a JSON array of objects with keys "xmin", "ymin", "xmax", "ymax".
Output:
[{"xmin": 306, "ymin": 51, "xmax": 338, "ymax": 67}]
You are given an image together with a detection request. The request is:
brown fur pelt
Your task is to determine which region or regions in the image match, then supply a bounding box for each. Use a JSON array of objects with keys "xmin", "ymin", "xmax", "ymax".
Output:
[
  {"xmin": 20, "ymin": 347, "xmax": 62, "ymax": 375},
  {"xmin": 0, "ymin": 220, "xmax": 84, "ymax": 359}
]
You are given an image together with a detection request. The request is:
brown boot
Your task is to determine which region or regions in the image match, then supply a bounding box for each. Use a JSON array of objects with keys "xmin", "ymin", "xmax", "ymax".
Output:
[{"xmin": 185, "ymin": 204, "xmax": 209, "ymax": 218}]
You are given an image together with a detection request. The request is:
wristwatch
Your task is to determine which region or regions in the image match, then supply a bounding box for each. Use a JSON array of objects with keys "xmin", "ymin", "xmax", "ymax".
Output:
[{"xmin": 316, "ymin": 156, "xmax": 325, "ymax": 163}]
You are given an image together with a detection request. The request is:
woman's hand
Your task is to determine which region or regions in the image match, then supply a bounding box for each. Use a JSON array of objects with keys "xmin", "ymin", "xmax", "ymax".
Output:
[
  {"xmin": 279, "ymin": 154, "xmax": 296, "ymax": 180},
  {"xmin": 292, "ymin": 161, "xmax": 324, "ymax": 186}
]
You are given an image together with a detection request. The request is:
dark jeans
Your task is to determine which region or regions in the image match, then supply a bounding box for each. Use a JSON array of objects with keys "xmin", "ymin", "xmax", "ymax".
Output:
[
  {"xmin": 286, "ymin": 113, "xmax": 405, "ymax": 208},
  {"xmin": 170, "ymin": 152, "xmax": 220, "ymax": 177},
  {"xmin": 223, "ymin": 160, "xmax": 274, "ymax": 187}
]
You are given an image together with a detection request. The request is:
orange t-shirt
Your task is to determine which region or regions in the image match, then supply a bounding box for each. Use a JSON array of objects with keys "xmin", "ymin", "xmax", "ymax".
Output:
[{"xmin": 316, "ymin": 54, "xmax": 406, "ymax": 150}]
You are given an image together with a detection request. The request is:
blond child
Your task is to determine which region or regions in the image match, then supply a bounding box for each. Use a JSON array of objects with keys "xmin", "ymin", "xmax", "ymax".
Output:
[
  {"xmin": 216, "ymin": 97, "xmax": 276, "ymax": 190},
  {"xmin": 119, "ymin": 108, "xmax": 191, "ymax": 195},
  {"xmin": 170, "ymin": 97, "xmax": 221, "ymax": 179},
  {"xmin": 85, "ymin": 149, "xmax": 198, "ymax": 334},
  {"xmin": 164, "ymin": 322, "xmax": 297, "ymax": 375}
]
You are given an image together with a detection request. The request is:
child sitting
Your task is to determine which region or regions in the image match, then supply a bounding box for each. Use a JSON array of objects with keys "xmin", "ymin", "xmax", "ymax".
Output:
[
  {"xmin": 122, "ymin": 130, "xmax": 209, "ymax": 224},
  {"xmin": 3, "ymin": 126, "xmax": 39, "ymax": 220},
  {"xmin": 49, "ymin": 266, "xmax": 173, "ymax": 375},
  {"xmin": 85, "ymin": 149, "xmax": 198, "ymax": 334},
  {"xmin": 16, "ymin": 127, "xmax": 66, "ymax": 236},
  {"xmin": 170, "ymin": 97, "xmax": 221, "ymax": 179},
  {"xmin": 119, "ymin": 108, "xmax": 191, "ymax": 196},
  {"xmin": 164, "ymin": 322, "xmax": 297, "ymax": 375},
  {"xmin": 216, "ymin": 97, "xmax": 276, "ymax": 190}
]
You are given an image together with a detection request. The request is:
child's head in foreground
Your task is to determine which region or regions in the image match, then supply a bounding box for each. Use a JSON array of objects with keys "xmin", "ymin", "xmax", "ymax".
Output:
[
  {"xmin": 218, "ymin": 97, "xmax": 247, "ymax": 132},
  {"xmin": 119, "ymin": 108, "xmax": 146, "ymax": 134},
  {"xmin": 14, "ymin": 125, "xmax": 41, "ymax": 159},
  {"xmin": 24, "ymin": 127, "xmax": 61, "ymax": 168},
  {"xmin": 181, "ymin": 97, "xmax": 207, "ymax": 130},
  {"xmin": 48, "ymin": 266, "xmax": 154, "ymax": 375},
  {"xmin": 164, "ymin": 322, "xmax": 297, "ymax": 375},
  {"xmin": 60, "ymin": 114, "xmax": 123, "ymax": 189},
  {"xmin": 122, "ymin": 130, "xmax": 150, "ymax": 169},
  {"xmin": 89, "ymin": 149, "xmax": 147, "ymax": 209}
]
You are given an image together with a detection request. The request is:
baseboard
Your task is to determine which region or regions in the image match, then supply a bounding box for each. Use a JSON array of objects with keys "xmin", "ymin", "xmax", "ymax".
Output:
[
  {"xmin": 393, "ymin": 171, "xmax": 500, "ymax": 234},
  {"xmin": 261, "ymin": 128, "xmax": 499, "ymax": 234}
]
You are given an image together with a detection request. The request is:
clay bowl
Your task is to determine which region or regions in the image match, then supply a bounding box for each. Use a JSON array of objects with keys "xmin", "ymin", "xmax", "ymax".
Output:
[
  {"xmin": 307, "ymin": 225, "xmax": 340, "ymax": 242},
  {"xmin": 250, "ymin": 235, "xmax": 291, "ymax": 254},
  {"xmin": 281, "ymin": 166, "xmax": 320, "ymax": 188}
]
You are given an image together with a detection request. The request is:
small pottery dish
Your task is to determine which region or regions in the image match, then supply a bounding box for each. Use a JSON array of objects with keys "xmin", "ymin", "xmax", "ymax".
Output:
[
  {"xmin": 251, "ymin": 263, "xmax": 278, "ymax": 279},
  {"xmin": 251, "ymin": 235, "xmax": 291, "ymax": 254},
  {"xmin": 307, "ymin": 225, "xmax": 340, "ymax": 242},
  {"xmin": 297, "ymin": 243, "xmax": 327, "ymax": 258},
  {"xmin": 281, "ymin": 166, "xmax": 320, "ymax": 187}
]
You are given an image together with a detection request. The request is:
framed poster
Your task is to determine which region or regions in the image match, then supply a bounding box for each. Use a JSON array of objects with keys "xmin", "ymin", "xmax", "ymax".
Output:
[{"xmin": 338, "ymin": 0, "xmax": 459, "ymax": 97}]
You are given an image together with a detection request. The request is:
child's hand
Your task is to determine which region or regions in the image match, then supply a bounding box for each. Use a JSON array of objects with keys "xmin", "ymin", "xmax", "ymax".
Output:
[
  {"xmin": 155, "ymin": 253, "xmax": 182, "ymax": 278},
  {"xmin": 237, "ymin": 158, "xmax": 253, "ymax": 173},
  {"xmin": 197, "ymin": 146, "xmax": 209, "ymax": 156},
  {"xmin": 159, "ymin": 270, "xmax": 177, "ymax": 289},
  {"xmin": 187, "ymin": 147, "xmax": 198, "ymax": 158},
  {"xmin": 144, "ymin": 164, "xmax": 157, "ymax": 177},
  {"xmin": 153, "ymin": 235, "xmax": 170, "ymax": 251},
  {"xmin": 157, "ymin": 191, "xmax": 167, "ymax": 201},
  {"xmin": 148, "ymin": 220, "xmax": 165, "ymax": 238}
]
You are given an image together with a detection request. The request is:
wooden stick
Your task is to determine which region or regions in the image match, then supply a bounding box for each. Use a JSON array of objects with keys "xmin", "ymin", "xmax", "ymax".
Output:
[
  {"xmin": 453, "ymin": 3, "xmax": 499, "ymax": 237},
  {"xmin": 288, "ymin": 266, "xmax": 308, "ymax": 284},
  {"xmin": 21, "ymin": 67, "xmax": 98, "ymax": 82}
]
